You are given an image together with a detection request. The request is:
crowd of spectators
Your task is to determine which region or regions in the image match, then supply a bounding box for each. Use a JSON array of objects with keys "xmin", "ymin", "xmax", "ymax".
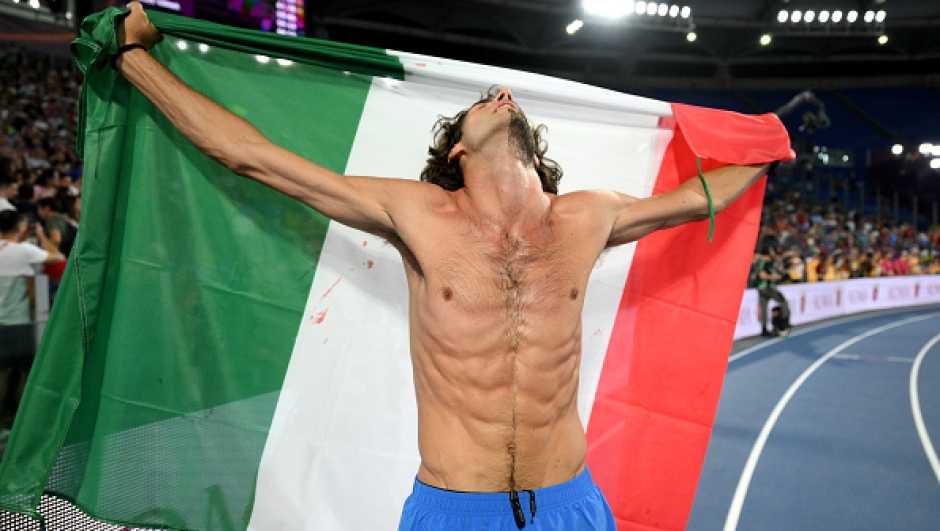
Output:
[
  {"xmin": 751, "ymin": 190, "xmax": 940, "ymax": 288},
  {"xmin": 0, "ymin": 43, "xmax": 83, "ymax": 442},
  {"xmin": 0, "ymin": 43, "xmax": 82, "ymax": 275}
]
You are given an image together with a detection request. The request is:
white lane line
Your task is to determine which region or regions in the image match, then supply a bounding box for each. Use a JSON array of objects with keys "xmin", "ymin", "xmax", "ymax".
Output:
[
  {"xmin": 832, "ymin": 353, "xmax": 915, "ymax": 363},
  {"xmin": 728, "ymin": 306, "xmax": 937, "ymax": 363},
  {"xmin": 723, "ymin": 312, "xmax": 940, "ymax": 531},
  {"xmin": 910, "ymin": 332, "xmax": 940, "ymax": 486}
]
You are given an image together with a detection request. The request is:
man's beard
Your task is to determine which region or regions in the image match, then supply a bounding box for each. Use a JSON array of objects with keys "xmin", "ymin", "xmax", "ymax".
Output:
[{"xmin": 508, "ymin": 111, "xmax": 537, "ymax": 168}]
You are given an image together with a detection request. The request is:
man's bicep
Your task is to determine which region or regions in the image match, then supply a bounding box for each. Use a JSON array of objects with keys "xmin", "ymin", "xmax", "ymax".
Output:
[
  {"xmin": 339, "ymin": 176, "xmax": 436, "ymax": 238},
  {"xmin": 574, "ymin": 190, "xmax": 665, "ymax": 249},
  {"xmin": 607, "ymin": 188, "xmax": 703, "ymax": 247},
  {"xmin": 607, "ymin": 192, "xmax": 673, "ymax": 247},
  {"xmin": 248, "ymin": 145, "xmax": 403, "ymax": 237}
]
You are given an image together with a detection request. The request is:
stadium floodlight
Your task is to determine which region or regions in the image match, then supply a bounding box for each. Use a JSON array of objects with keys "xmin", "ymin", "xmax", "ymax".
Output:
[
  {"xmin": 931, "ymin": 159, "xmax": 940, "ymax": 170},
  {"xmin": 777, "ymin": 10, "xmax": 788, "ymax": 23},
  {"xmin": 864, "ymin": 10, "xmax": 875, "ymax": 23},
  {"xmin": 876, "ymin": 10, "xmax": 886, "ymax": 23},
  {"xmin": 933, "ymin": 146, "xmax": 940, "ymax": 157},
  {"xmin": 805, "ymin": 11, "xmax": 815, "ymax": 23},
  {"xmin": 847, "ymin": 10, "xmax": 858, "ymax": 23},
  {"xmin": 658, "ymin": 3, "xmax": 668, "ymax": 16},
  {"xmin": 760, "ymin": 34, "xmax": 772, "ymax": 46},
  {"xmin": 566, "ymin": 19, "xmax": 584, "ymax": 34},
  {"xmin": 878, "ymin": 34, "xmax": 888, "ymax": 45},
  {"xmin": 920, "ymin": 143, "xmax": 934, "ymax": 154},
  {"xmin": 819, "ymin": 11, "xmax": 829, "ymax": 23},
  {"xmin": 832, "ymin": 11, "xmax": 842, "ymax": 23},
  {"xmin": 791, "ymin": 11, "xmax": 802, "ymax": 23},
  {"xmin": 686, "ymin": 30, "xmax": 697, "ymax": 42},
  {"xmin": 680, "ymin": 6, "xmax": 690, "ymax": 18},
  {"xmin": 892, "ymin": 144, "xmax": 903, "ymax": 155},
  {"xmin": 583, "ymin": 0, "xmax": 633, "ymax": 19},
  {"xmin": 647, "ymin": 2, "xmax": 658, "ymax": 15},
  {"xmin": 669, "ymin": 5, "xmax": 679, "ymax": 17},
  {"xmin": 28, "ymin": 0, "xmax": 39, "ymax": 8},
  {"xmin": 635, "ymin": 1, "xmax": 646, "ymax": 15}
]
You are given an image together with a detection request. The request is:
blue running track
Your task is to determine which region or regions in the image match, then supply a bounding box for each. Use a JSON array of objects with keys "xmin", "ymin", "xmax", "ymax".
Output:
[{"xmin": 689, "ymin": 305, "xmax": 940, "ymax": 531}]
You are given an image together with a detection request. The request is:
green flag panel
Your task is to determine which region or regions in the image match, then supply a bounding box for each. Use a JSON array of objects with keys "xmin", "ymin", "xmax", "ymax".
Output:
[{"xmin": 0, "ymin": 9, "xmax": 401, "ymax": 530}]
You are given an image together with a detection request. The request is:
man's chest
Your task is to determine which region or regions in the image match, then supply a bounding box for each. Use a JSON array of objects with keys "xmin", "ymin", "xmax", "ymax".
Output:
[{"xmin": 403, "ymin": 221, "xmax": 600, "ymax": 312}]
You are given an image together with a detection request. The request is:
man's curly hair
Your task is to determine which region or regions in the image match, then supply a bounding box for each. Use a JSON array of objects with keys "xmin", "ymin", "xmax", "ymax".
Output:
[{"xmin": 420, "ymin": 86, "xmax": 563, "ymax": 194}]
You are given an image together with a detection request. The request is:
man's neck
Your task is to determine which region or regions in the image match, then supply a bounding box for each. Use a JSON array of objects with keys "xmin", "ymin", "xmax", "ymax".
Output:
[{"xmin": 457, "ymin": 145, "xmax": 548, "ymax": 228}]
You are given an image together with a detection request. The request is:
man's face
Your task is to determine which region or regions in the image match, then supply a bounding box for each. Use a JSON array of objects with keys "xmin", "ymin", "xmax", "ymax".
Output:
[
  {"xmin": 452, "ymin": 88, "xmax": 538, "ymax": 168},
  {"xmin": 457, "ymin": 90, "xmax": 522, "ymax": 153}
]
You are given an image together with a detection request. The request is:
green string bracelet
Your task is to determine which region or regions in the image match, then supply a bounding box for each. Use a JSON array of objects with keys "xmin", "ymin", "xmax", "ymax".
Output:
[{"xmin": 696, "ymin": 156, "xmax": 715, "ymax": 242}]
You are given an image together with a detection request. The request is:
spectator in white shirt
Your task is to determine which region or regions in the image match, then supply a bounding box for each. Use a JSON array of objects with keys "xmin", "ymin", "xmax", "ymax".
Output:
[{"xmin": 0, "ymin": 209, "xmax": 63, "ymax": 432}]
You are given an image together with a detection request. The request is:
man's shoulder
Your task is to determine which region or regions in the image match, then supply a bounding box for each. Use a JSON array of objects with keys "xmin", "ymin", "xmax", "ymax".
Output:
[
  {"xmin": 370, "ymin": 177, "xmax": 451, "ymax": 203},
  {"xmin": 373, "ymin": 179, "xmax": 458, "ymax": 234},
  {"xmin": 400, "ymin": 180, "xmax": 457, "ymax": 214},
  {"xmin": 552, "ymin": 189, "xmax": 637, "ymax": 217}
]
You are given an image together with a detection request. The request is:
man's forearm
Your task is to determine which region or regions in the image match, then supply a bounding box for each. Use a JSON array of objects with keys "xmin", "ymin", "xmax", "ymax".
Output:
[
  {"xmin": 115, "ymin": 48, "xmax": 267, "ymax": 175},
  {"xmin": 682, "ymin": 163, "xmax": 769, "ymax": 216}
]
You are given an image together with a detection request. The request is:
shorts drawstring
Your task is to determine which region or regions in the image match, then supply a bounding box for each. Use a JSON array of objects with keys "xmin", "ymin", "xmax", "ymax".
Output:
[{"xmin": 509, "ymin": 489, "xmax": 537, "ymax": 528}]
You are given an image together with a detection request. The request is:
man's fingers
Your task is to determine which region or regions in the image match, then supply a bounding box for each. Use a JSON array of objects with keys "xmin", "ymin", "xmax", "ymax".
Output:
[{"xmin": 121, "ymin": 0, "xmax": 163, "ymax": 49}]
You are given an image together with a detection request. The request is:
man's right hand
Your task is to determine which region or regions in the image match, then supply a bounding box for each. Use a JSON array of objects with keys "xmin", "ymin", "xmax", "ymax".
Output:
[{"xmin": 119, "ymin": 1, "xmax": 163, "ymax": 50}]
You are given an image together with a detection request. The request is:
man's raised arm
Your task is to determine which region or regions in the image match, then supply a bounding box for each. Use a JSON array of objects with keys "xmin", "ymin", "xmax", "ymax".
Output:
[
  {"xmin": 113, "ymin": 2, "xmax": 411, "ymax": 239},
  {"xmin": 601, "ymin": 163, "xmax": 769, "ymax": 247}
]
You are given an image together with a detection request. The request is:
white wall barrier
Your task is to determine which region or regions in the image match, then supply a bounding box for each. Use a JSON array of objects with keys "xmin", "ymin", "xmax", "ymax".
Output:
[{"xmin": 734, "ymin": 275, "xmax": 940, "ymax": 339}]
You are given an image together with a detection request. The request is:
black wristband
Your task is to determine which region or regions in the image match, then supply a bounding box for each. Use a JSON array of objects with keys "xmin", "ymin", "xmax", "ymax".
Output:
[{"xmin": 110, "ymin": 43, "xmax": 148, "ymax": 70}]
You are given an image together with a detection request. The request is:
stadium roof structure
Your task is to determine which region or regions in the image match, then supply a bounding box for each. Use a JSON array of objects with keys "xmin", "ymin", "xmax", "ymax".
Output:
[
  {"xmin": 1, "ymin": 0, "xmax": 939, "ymax": 92},
  {"xmin": 312, "ymin": 0, "xmax": 940, "ymax": 92}
]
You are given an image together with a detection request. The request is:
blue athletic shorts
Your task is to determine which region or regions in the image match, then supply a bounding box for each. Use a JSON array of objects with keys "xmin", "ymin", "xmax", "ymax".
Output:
[{"xmin": 398, "ymin": 467, "xmax": 616, "ymax": 530}]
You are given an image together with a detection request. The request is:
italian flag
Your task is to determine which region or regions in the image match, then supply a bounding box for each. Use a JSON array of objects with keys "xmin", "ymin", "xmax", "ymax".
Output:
[{"xmin": 0, "ymin": 8, "xmax": 793, "ymax": 531}]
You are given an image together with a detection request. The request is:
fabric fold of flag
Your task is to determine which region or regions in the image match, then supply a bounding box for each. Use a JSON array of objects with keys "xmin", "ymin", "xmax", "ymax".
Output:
[{"xmin": 0, "ymin": 7, "xmax": 793, "ymax": 531}]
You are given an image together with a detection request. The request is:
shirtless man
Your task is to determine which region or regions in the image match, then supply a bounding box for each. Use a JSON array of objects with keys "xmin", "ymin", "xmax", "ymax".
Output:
[{"xmin": 116, "ymin": 3, "xmax": 778, "ymax": 529}]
